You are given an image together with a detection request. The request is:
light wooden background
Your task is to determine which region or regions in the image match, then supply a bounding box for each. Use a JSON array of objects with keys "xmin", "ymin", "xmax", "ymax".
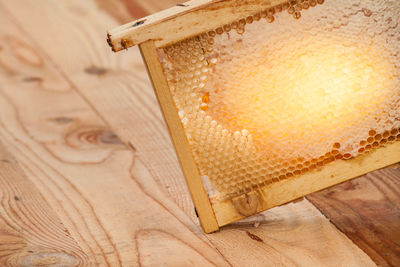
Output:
[{"xmin": 0, "ymin": 0, "xmax": 399, "ymax": 266}]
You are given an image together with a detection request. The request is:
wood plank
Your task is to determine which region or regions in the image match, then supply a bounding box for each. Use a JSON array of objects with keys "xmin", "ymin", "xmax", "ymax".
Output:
[
  {"xmin": 208, "ymin": 200, "xmax": 376, "ymax": 267},
  {"xmin": 139, "ymin": 40, "xmax": 219, "ymax": 233},
  {"xmin": 0, "ymin": 0, "xmax": 380, "ymax": 265},
  {"xmin": 0, "ymin": 0, "xmax": 205, "ymax": 220},
  {"xmin": 308, "ymin": 167, "xmax": 400, "ymax": 267},
  {"xmin": 213, "ymin": 142, "xmax": 400, "ymax": 226},
  {"xmin": 107, "ymin": 0, "xmax": 288, "ymax": 50},
  {"xmin": 0, "ymin": 5, "xmax": 229, "ymax": 266},
  {"xmin": 0, "ymin": 140, "xmax": 88, "ymax": 266}
]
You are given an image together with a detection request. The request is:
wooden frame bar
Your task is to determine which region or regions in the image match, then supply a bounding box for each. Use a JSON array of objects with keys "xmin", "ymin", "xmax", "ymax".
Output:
[
  {"xmin": 107, "ymin": 0, "xmax": 288, "ymax": 51},
  {"xmin": 109, "ymin": 0, "xmax": 400, "ymax": 233},
  {"xmin": 139, "ymin": 40, "xmax": 219, "ymax": 233},
  {"xmin": 213, "ymin": 142, "xmax": 400, "ymax": 226}
]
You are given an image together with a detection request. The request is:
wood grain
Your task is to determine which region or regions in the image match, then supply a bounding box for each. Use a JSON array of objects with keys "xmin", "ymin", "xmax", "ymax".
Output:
[
  {"xmin": 0, "ymin": 0, "xmax": 388, "ymax": 265},
  {"xmin": 0, "ymin": 0, "xmax": 200, "ymax": 221},
  {"xmin": 0, "ymin": 140, "xmax": 88, "ymax": 266},
  {"xmin": 308, "ymin": 168, "xmax": 400, "ymax": 267},
  {"xmin": 209, "ymin": 200, "xmax": 376, "ymax": 267},
  {"xmin": 0, "ymin": 4, "xmax": 229, "ymax": 266}
]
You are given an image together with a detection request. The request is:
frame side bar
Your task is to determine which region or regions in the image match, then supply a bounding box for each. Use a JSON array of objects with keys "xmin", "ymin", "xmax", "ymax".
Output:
[
  {"xmin": 139, "ymin": 40, "xmax": 219, "ymax": 233},
  {"xmin": 108, "ymin": 0, "xmax": 288, "ymax": 51}
]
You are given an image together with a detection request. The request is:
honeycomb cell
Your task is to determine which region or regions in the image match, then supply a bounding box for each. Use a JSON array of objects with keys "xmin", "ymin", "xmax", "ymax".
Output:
[
  {"xmin": 160, "ymin": 0, "xmax": 400, "ymax": 199},
  {"xmin": 294, "ymin": 12, "xmax": 301, "ymax": 19}
]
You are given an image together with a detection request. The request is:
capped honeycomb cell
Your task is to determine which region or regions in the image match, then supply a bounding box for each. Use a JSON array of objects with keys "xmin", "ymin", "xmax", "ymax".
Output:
[{"xmin": 160, "ymin": 0, "xmax": 400, "ymax": 200}]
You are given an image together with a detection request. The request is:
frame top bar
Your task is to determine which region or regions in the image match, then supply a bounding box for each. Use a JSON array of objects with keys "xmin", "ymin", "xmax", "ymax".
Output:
[{"xmin": 107, "ymin": 0, "xmax": 288, "ymax": 51}]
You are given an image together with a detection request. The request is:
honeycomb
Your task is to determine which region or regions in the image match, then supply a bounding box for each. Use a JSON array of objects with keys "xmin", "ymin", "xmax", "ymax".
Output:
[{"xmin": 159, "ymin": 0, "xmax": 400, "ymax": 200}]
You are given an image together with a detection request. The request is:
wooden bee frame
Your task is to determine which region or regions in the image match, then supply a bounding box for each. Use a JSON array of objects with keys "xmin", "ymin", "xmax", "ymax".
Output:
[{"xmin": 107, "ymin": 0, "xmax": 400, "ymax": 233}]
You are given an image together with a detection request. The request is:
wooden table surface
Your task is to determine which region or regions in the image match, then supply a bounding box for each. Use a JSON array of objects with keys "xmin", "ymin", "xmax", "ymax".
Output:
[{"xmin": 0, "ymin": 0, "xmax": 399, "ymax": 266}]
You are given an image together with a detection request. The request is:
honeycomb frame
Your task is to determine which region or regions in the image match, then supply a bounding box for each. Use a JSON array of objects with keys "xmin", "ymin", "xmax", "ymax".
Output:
[{"xmin": 108, "ymin": 0, "xmax": 400, "ymax": 233}]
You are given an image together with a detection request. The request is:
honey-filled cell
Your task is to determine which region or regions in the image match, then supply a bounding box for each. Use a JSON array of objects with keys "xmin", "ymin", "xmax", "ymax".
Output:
[{"xmin": 160, "ymin": 0, "xmax": 400, "ymax": 200}]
